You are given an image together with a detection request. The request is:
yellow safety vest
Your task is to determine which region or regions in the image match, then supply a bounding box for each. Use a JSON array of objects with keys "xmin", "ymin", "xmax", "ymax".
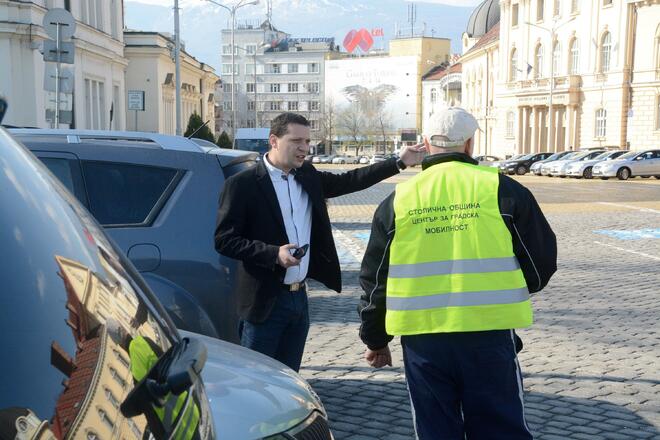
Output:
[
  {"xmin": 386, "ymin": 161, "xmax": 533, "ymax": 335},
  {"xmin": 129, "ymin": 336, "xmax": 200, "ymax": 440}
]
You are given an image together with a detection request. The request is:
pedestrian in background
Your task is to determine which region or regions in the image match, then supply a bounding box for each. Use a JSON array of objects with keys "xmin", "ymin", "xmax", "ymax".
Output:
[
  {"xmin": 359, "ymin": 107, "xmax": 557, "ymax": 439},
  {"xmin": 215, "ymin": 112, "xmax": 425, "ymax": 372}
]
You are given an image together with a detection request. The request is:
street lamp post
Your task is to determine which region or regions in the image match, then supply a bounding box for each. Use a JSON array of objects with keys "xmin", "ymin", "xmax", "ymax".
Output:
[
  {"xmin": 204, "ymin": 0, "xmax": 259, "ymax": 146},
  {"xmin": 174, "ymin": 0, "xmax": 182, "ymax": 135},
  {"xmin": 526, "ymin": 16, "xmax": 574, "ymax": 152}
]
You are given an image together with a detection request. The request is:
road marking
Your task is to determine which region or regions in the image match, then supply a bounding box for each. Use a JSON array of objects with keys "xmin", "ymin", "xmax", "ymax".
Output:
[
  {"xmin": 593, "ymin": 241, "xmax": 660, "ymax": 261},
  {"xmin": 597, "ymin": 202, "xmax": 660, "ymax": 214},
  {"xmin": 594, "ymin": 229, "xmax": 660, "ymax": 240}
]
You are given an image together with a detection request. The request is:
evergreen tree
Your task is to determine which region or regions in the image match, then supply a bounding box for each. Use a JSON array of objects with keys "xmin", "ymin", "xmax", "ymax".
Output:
[
  {"xmin": 216, "ymin": 131, "xmax": 233, "ymax": 149},
  {"xmin": 183, "ymin": 112, "xmax": 215, "ymax": 142}
]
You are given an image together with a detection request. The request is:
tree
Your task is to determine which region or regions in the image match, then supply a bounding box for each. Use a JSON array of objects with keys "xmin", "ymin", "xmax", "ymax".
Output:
[
  {"xmin": 336, "ymin": 103, "xmax": 366, "ymax": 157},
  {"xmin": 319, "ymin": 99, "xmax": 337, "ymax": 155},
  {"xmin": 376, "ymin": 112, "xmax": 392, "ymax": 154},
  {"xmin": 184, "ymin": 112, "xmax": 215, "ymax": 142},
  {"xmin": 216, "ymin": 131, "xmax": 232, "ymax": 149}
]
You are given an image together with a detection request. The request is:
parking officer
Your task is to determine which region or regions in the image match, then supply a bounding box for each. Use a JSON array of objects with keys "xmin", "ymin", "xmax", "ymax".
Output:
[{"xmin": 358, "ymin": 107, "xmax": 557, "ymax": 439}]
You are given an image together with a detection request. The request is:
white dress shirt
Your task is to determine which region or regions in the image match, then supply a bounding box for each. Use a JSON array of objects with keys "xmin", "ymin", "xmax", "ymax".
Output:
[{"xmin": 264, "ymin": 155, "xmax": 312, "ymax": 284}]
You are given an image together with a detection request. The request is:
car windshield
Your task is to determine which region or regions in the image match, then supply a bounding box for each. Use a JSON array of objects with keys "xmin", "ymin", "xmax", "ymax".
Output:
[
  {"xmin": 617, "ymin": 151, "xmax": 639, "ymax": 160},
  {"xmin": 516, "ymin": 154, "xmax": 534, "ymax": 160},
  {"xmin": 545, "ymin": 153, "xmax": 562, "ymax": 161},
  {"xmin": 592, "ymin": 152, "xmax": 613, "ymax": 160}
]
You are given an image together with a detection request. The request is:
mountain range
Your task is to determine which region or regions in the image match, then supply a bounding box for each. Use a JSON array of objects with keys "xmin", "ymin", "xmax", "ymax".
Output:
[{"xmin": 124, "ymin": 0, "xmax": 479, "ymax": 73}]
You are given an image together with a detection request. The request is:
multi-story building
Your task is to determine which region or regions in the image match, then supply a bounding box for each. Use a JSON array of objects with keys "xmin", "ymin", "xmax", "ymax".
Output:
[
  {"xmin": 219, "ymin": 20, "xmax": 339, "ymax": 143},
  {"xmin": 124, "ymin": 31, "xmax": 219, "ymax": 135},
  {"xmin": 0, "ymin": 0, "xmax": 127, "ymax": 129}
]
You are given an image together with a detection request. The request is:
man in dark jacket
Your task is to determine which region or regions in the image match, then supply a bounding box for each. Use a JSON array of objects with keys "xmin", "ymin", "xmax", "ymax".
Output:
[
  {"xmin": 359, "ymin": 107, "xmax": 557, "ymax": 439},
  {"xmin": 215, "ymin": 112, "xmax": 425, "ymax": 371}
]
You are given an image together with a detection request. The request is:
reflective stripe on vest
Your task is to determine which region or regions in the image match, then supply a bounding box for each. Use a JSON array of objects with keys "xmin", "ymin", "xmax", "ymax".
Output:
[{"xmin": 385, "ymin": 161, "xmax": 533, "ymax": 335}]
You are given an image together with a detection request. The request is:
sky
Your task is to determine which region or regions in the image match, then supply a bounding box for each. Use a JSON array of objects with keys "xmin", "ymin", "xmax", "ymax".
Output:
[{"xmin": 124, "ymin": 0, "xmax": 483, "ymax": 72}]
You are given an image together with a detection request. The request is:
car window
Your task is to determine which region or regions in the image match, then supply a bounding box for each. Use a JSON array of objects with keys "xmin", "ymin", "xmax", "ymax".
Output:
[
  {"xmin": 652, "ymin": 151, "xmax": 660, "ymax": 159},
  {"xmin": 82, "ymin": 161, "xmax": 178, "ymax": 226},
  {"xmin": 617, "ymin": 151, "xmax": 638, "ymax": 160}
]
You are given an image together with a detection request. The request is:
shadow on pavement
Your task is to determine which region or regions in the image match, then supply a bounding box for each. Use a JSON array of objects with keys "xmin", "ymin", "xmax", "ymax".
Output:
[{"xmin": 305, "ymin": 376, "xmax": 659, "ymax": 440}]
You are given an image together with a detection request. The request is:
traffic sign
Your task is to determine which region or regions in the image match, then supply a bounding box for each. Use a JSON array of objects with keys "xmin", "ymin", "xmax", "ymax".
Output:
[
  {"xmin": 44, "ymin": 65, "xmax": 74, "ymax": 93},
  {"xmin": 43, "ymin": 40, "xmax": 75, "ymax": 64},
  {"xmin": 43, "ymin": 9, "xmax": 76, "ymax": 41},
  {"xmin": 128, "ymin": 91, "xmax": 145, "ymax": 111}
]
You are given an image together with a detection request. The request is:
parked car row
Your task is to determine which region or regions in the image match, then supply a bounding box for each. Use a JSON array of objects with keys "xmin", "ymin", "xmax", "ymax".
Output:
[
  {"xmin": 1, "ymin": 95, "xmax": 333, "ymax": 440},
  {"xmin": 308, "ymin": 154, "xmax": 396, "ymax": 165}
]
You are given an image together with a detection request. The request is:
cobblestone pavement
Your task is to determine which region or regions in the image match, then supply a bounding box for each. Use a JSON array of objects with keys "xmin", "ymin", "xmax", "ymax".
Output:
[{"xmin": 300, "ymin": 171, "xmax": 660, "ymax": 440}]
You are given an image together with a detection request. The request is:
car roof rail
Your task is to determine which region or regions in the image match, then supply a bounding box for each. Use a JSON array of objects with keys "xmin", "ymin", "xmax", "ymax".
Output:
[{"xmin": 8, "ymin": 128, "xmax": 204, "ymax": 153}]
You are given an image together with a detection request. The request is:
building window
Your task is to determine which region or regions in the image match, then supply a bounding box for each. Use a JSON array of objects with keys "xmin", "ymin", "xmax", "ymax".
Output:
[
  {"xmin": 223, "ymin": 101, "xmax": 232, "ymax": 111},
  {"xmin": 84, "ymin": 78, "xmax": 105, "ymax": 130},
  {"xmin": 656, "ymin": 96, "xmax": 660, "ymax": 130},
  {"xmin": 81, "ymin": 0, "xmax": 103, "ymax": 31},
  {"xmin": 221, "ymin": 64, "xmax": 238, "ymax": 75},
  {"xmin": 222, "ymin": 45, "xmax": 232, "ymax": 55},
  {"xmin": 223, "ymin": 83, "xmax": 232, "ymax": 93},
  {"xmin": 86, "ymin": 432, "xmax": 99, "ymax": 440},
  {"xmin": 104, "ymin": 388, "xmax": 120, "ymax": 408},
  {"xmin": 569, "ymin": 38, "xmax": 579, "ymax": 74},
  {"xmin": 603, "ymin": 0, "xmax": 612, "ymax": 5},
  {"xmin": 246, "ymin": 83, "xmax": 255, "ymax": 93},
  {"xmin": 655, "ymin": 25, "xmax": 660, "ymax": 75},
  {"xmin": 553, "ymin": 0, "xmax": 560, "ymax": 16},
  {"xmin": 288, "ymin": 101, "xmax": 299, "ymax": 111},
  {"xmin": 112, "ymin": 349, "xmax": 129, "ymax": 369},
  {"xmin": 269, "ymin": 101, "xmax": 281, "ymax": 111},
  {"xmin": 309, "ymin": 101, "xmax": 320, "ymax": 111},
  {"xmin": 269, "ymin": 83, "xmax": 281, "ymax": 93},
  {"xmin": 288, "ymin": 63, "xmax": 298, "ymax": 73},
  {"xmin": 288, "ymin": 83, "xmax": 299, "ymax": 93},
  {"xmin": 510, "ymin": 48, "xmax": 518, "ymax": 81},
  {"xmin": 552, "ymin": 41, "xmax": 561, "ymax": 74},
  {"xmin": 600, "ymin": 32, "xmax": 611, "ymax": 73},
  {"xmin": 512, "ymin": 3, "xmax": 519, "ymax": 27},
  {"xmin": 245, "ymin": 63, "xmax": 255, "ymax": 75},
  {"xmin": 534, "ymin": 44, "xmax": 544, "ymax": 78},
  {"xmin": 595, "ymin": 108, "xmax": 607, "ymax": 138},
  {"xmin": 308, "ymin": 63, "xmax": 319, "ymax": 73},
  {"xmin": 247, "ymin": 101, "xmax": 255, "ymax": 111},
  {"xmin": 506, "ymin": 111, "xmax": 515, "ymax": 137},
  {"xmin": 246, "ymin": 119, "xmax": 256, "ymax": 128},
  {"xmin": 245, "ymin": 44, "xmax": 256, "ymax": 55},
  {"xmin": 97, "ymin": 408, "xmax": 114, "ymax": 430},
  {"xmin": 571, "ymin": 0, "xmax": 579, "ymax": 13},
  {"xmin": 309, "ymin": 120, "xmax": 319, "ymax": 130},
  {"xmin": 307, "ymin": 82, "xmax": 320, "ymax": 93},
  {"xmin": 537, "ymin": 0, "xmax": 544, "ymax": 21},
  {"xmin": 268, "ymin": 64, "xmax": 281, "ymax": 74},
  {"xmin": 430, "ymin": 88, "xmax": 437, "ymax": 104}
]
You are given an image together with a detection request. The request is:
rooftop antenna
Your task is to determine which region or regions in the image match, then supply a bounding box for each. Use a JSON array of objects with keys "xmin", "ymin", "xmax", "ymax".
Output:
[
  {"xmin": 267, "ymin": 0, "xmax": 273, "ymax": 27},
  {"xmin": 408, "ymin": 3, "xmax": 417, "ymax": 37}
]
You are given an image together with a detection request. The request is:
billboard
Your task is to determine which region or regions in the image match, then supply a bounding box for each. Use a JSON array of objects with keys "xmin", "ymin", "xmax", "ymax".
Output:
[{"xmin": 325, "ymin": 56, "xmax": 419, "ymax": 136}]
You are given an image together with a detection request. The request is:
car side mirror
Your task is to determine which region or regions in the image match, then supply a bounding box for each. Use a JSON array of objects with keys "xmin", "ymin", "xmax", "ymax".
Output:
[{"xmin": 0, "ymin": 98, "xmax": 7, "ymax": 124}]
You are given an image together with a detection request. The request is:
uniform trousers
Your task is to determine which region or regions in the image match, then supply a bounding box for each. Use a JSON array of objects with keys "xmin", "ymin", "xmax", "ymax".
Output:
[{"xmin": 402, "ymin": 329, "xmax": 533, "ymax": 440}]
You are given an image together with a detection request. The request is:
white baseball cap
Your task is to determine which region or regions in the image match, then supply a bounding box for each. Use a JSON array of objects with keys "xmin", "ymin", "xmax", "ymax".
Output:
[{"xmin": 426, "ymin": 107, "xmax": 480, "ymax": 148}]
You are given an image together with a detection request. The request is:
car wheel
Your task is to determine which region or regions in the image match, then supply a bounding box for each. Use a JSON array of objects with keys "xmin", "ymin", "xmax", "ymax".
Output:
[
  {"xmin": 340, "ymin": 160, "xmax": 345, "ymax": 164},
  {"xmin": 516, "ymin": 165, "xmax": 527, "ymax": 175},
  {"xmin": 583, "ymin": 167, "xmax": 593, "ymax": 179},
  {"xmin": 617, "ymin": 168, "xmax": 631, "ymax": 180},
  {"xmin": 641, "ymin": 175, "xmax": 650, "ymax": 179},
  {"xmin": 655, "ymin": 176, "xmax": 660, "ymax": 179}
]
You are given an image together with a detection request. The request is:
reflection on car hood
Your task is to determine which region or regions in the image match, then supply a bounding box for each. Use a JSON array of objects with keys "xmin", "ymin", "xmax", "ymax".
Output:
[{"xmin": 180, "ymin": 331, "xmax": 322, "ymax": 440}]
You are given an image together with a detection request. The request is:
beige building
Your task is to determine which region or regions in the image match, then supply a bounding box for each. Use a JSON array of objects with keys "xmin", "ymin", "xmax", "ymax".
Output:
[
  {"xmin": 124, "ymin": 31, "xmax": 219, "ymax": 135},
  {"xmin": 421, "ymin": 62, "xmax": 463, "ymax": 138},
  {"xmin": 627, "ymin": 0, "xmax": 660, "ymax": 150},
  {"xmin": 0, "ymin": 0, "xmax": 127, "ymax": 129},
  {"xmin": 491, "ymin": 0, "xmax": 660, "ymax": 157}
]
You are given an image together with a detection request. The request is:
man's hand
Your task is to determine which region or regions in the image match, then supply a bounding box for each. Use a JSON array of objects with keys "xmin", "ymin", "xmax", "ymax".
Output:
[
  {"xmin": 277, "ymin": 244, "xmax": 301, "ymax": 268},
  {"xmin": 399, "ymin": 143, "xmax": 427, "ymax": 167},
  {"xmin": 365, "ymin": 346, "xmax": 392, "ymax": 368}
]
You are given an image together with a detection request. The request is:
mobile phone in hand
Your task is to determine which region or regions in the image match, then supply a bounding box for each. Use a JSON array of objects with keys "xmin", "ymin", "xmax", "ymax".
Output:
[{"xmin": 291, "ymin": 244, "xmax": 309, "ymax": 259}]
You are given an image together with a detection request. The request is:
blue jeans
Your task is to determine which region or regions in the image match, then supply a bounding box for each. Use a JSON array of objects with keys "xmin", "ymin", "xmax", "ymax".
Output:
[{"xmin": 239, "ymin": 285, "xmax": 309, "ymax": 372}]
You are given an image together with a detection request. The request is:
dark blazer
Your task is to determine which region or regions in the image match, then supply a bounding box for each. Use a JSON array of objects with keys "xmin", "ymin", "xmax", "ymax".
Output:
[{"xmin": 215, "ymin": 157, "xmax": 400, "ymax": 323}]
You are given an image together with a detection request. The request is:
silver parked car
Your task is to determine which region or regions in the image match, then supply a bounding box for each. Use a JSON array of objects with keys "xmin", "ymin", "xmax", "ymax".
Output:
[
  {"xmin": 331, "ymin": 155, "xmax": 359, "ymax": 164},
  {"xmin": 474, "ymin": 155, "xmax": 501, "ymax": 166},
  {"xmin": 530, "ymin": 151, "xmax": 574, "ymax": 175},
  {"xmin": 592, "ymin": 149, "xmax": 660, "ymax": 180},
  {"xmin": 548, "ymin": 150, "xmax": 605, "ymax": 177},
  {"xmin": 565, "ymin": 150, "xmax": 628, "ymax": 179}
]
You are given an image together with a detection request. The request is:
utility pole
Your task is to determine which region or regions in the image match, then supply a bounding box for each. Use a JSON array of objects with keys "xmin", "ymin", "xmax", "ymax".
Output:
[{"xmin": 174, "ymin": 0, "xmax": 182, "ymax": 136}]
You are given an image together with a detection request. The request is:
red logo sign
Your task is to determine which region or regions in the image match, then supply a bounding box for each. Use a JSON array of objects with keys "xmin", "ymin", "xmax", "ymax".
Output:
[{"xmin": 343, "ymin": 28, "xmax": 374, "ymax": 53}]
